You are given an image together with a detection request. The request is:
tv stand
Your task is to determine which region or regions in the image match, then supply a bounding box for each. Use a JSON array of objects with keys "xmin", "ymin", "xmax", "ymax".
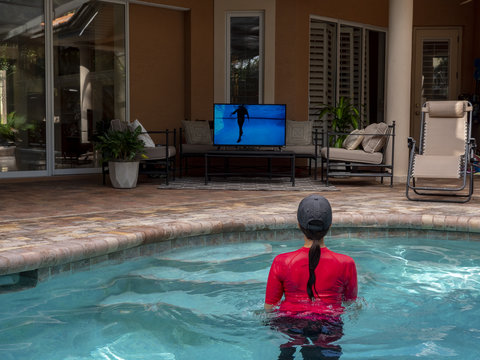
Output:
[{"xmin": 205, "ymin": 150, "xmax": 295, "ymax": 186}]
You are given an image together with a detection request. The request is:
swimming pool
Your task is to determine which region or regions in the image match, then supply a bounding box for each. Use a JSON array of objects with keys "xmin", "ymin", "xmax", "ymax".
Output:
[{"xmin": 0, "ymin": 235, "xmax": 479, "ymax": 359}]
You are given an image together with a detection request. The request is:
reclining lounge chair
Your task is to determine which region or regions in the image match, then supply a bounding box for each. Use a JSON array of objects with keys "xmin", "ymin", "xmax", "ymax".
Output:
[{"xmin": 406, "ymin": 100, "xmax": 475, "ymax": 203}]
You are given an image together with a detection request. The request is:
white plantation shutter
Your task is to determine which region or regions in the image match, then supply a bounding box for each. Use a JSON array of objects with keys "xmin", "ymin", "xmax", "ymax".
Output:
[
  {"xmin": 362, "ymin": 31, "xmax": 370, "ymax": 127},
  {"xmin": 339, "ymin": 26, "xmax": 362, "ymax": 112},
  {"xmin": 308, "ymin": 19, "xmax": 336, "ymax": 142},
  {"xmin": 309, "ymin": 18, "xmax": 385, "ymax": 142}
]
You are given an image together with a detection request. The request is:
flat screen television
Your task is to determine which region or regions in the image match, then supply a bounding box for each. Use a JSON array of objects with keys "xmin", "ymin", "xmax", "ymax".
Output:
[{"xmin": 213, "ymin": 104, "xmax": 286, "ymax": 146}]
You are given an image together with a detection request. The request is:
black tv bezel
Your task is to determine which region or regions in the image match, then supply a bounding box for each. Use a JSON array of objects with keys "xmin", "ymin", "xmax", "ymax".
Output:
[{"xmin": 212, "ymin": 103, "xmax": 287, "ymax": 147}]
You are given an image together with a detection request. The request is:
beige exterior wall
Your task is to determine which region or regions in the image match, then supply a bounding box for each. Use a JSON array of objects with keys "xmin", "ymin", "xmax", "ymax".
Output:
[
  {"xmin": 129, "ymin": 0, "xmax": 214, "ymax": 133},
  {"xmin": 129, "ymin": 4, "xmax": 186, "ymax": 134}
]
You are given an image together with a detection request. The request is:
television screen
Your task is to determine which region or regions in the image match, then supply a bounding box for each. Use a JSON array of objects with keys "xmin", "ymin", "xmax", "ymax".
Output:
[{"xmin": 213, "ymin": 104, "xmax": 286, "ymax": 146}]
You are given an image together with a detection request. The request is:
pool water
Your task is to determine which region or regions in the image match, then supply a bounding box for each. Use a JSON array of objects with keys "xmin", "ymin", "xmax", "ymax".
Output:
[{"xmin": 0, "ymin": 236, "xmax": 479, "ymax": 360}]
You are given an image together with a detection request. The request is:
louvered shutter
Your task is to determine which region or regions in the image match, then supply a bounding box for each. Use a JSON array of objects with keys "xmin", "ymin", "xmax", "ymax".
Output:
[
  {"xmin": 308, "ymin": 19, "xmax": 336, "ymax": 144},
  {"xmin": 339, "ymin": 26, "xmax": 362, "ymax": 115}
]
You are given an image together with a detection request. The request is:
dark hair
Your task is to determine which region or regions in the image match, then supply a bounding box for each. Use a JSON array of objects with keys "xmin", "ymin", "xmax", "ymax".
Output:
[{"xmin": 299, "ymin": 224, "xmax": 329, "ymax": 301}]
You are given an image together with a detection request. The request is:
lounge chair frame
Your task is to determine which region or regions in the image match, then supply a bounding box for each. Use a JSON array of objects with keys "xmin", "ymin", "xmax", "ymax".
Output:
[{"xmin": 406, "ymin": 101, "xmax": 476, "ymax": 203}]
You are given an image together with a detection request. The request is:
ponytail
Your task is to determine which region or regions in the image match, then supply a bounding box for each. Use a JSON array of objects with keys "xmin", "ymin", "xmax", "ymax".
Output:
[{"xmin": 306, "ymin": 240, "xmax": 322, "ymax": 301}]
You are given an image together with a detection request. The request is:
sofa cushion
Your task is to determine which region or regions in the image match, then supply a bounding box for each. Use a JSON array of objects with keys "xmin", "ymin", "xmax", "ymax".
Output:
[
  {"xmin": 182, "ymin": 120, "xmax": 213, "ymax": 145},
  {"xmin": 129, "ymin": 119, "xmax": 156, "ymax": 148},
  {"xmin": 181, "ymin": 143, "xmax": 216, "ymax": 154},
  {"xmin": 321, "ymin": 147, "xmax": 383, "ymax": 164},
  {"xmin": 362, "ymin": 122, "xmax": 389, "ymax": 153},
  {"xmin": 283, "ymin": 145, "xmax": 316, "ymax": 156},
  {"xmin": 342, "ymin": 129, "xmax": 364, "ymax": 150},
  {"xmin": 286, "ymin": 120, "xmax": 312, "ymax": 146}
]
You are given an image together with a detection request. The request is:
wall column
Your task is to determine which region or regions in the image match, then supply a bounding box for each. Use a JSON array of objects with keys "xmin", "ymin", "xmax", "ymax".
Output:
[{"xmin": 386, "ymin": 0, "xmax": 413, "ymax": 183}]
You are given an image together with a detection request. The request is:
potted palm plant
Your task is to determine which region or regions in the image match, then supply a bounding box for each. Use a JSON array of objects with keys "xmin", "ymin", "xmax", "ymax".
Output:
[
  {"xmin": 0, "ymin": 112, "xmax": 33, "ymax": 145},
  {"xmin": 318, "ymin": 96, "xmax": 361, "ymax": 147},
  {"xmin": 94, "ymin": 124, "xmax": 145, "ymax": 188}
]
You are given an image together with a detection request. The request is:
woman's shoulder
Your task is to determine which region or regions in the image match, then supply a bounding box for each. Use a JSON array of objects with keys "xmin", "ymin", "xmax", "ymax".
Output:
[
  {"xmin": 323, "ymin": 248, "xmax": 356, "ymax": 264},
  {"xmin": 273, "ymin": 247, "xmax": 306, "ymax": 262}
]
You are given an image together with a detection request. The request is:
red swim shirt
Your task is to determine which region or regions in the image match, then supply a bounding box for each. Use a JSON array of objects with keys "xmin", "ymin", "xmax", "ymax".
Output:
[{"xmin": 265, "ymin": 247, "xmax": 358, "ymax": 316}]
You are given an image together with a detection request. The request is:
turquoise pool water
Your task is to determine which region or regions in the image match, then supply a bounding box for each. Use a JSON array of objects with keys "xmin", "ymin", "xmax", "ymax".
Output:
[{"xmin": 0, "ymin": 236, "xmax": 479, "ymax": 359}]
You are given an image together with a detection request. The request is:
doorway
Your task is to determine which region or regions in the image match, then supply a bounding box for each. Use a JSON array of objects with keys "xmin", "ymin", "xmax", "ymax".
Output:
[{"xmin": 411, "ymin": 27, "xmax": 462, "ymax": 142}]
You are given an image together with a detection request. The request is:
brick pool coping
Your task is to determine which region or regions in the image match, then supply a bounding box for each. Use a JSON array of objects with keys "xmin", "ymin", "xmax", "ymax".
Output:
[{"xmin": 2, "ymin": 212, "xmax": 480, "ymax": 283}]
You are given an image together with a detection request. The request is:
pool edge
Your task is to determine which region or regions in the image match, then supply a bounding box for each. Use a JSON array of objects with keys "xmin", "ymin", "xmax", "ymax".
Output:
[{"xmin": 1, "ymin": 213, "xmax": 480, "ymax": 282}]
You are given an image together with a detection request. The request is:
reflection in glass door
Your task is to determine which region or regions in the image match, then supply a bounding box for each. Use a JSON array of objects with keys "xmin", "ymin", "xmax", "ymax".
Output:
[
  {"xmin": 0, "ymin": 0, "xmax": 46, "ymax": 173},
  {"xmin": 53, "ymin": 0, "xmax": 126, "ymax": 170}
]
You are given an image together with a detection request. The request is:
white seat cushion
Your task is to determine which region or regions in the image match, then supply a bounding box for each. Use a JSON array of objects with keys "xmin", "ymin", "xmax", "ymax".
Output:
[
  {"xmin": 412, "ymin": 155, "xmax": 461, "ymax": 179},
  {"xmin": 321, "ymin": 147, "xmax": 383, "ymax": 164},
  {"xmin": 136, "ymin": 145, "xmax": 176, "ymax": 161}
]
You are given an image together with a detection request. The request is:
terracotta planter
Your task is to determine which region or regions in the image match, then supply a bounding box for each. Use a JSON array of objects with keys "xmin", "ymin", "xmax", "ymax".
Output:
[{"xmin": 108, "ymin": 161, "xmax": 139, "ymax": 188}]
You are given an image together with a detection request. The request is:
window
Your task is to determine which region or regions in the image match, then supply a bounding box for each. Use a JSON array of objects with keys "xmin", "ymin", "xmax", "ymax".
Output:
[
  {"xmin": 309, "ymin": 18, "xmax": 386, "ymax": 141},
  {"xmin": 422, "ymin": 40, "xmax": 449, "ymax": 100},
  {"xmin": 227, "ymin": 12, "xmax": 263, "ymax": 104}
]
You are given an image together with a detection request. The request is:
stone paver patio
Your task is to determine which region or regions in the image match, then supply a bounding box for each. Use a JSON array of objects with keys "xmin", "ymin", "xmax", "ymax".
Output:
[{"xmin": 0, "ymin": 174, "xmax": 479, "ymax": 280}]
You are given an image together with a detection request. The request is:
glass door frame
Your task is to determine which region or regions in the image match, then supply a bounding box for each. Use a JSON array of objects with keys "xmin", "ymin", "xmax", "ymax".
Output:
[
  {"xmin": 45, "ymin": 0, "xmax": 129, "ymax": 176},
  {"xmin": 410, "ymin": 26, "xmax": 462, "ymax": 142}
]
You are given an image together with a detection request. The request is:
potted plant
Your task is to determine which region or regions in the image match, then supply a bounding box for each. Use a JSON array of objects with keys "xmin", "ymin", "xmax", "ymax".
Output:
[
  {"xmin": 94, "ymin": 124, "xmax": 146, "ymax": 188},
  {"xmin": 0, "ymin": 112, "xmax": 33, "ymax": 145},
  {"xmin": 317, "ymin": 96, "xmax": 361, "ymax": 147}
]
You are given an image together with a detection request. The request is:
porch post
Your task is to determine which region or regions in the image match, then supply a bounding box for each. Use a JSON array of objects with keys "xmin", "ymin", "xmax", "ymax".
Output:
[{"xmin": 386, "ymin": 0, "xmax": 413, "ymax": 183}]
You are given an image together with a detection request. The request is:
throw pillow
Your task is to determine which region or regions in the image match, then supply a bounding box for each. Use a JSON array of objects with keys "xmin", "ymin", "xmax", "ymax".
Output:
[
  {"xmin": 182, "ymin": 120, "xmax": 213, "ymax": 145},
  {"xmin": 342, "ymin": 129, "xmax": 365, "ymax": 150},
  {"xmin": 129, "ymin": 119, "xmax": 156, "ymax": 148},
  {"xmin": 362, "ymin": 122, "xmax": 389, "ymax": 153},
  {"xmin": 286, "ymin": 120, "xmax": 313, "ymax": 146}
]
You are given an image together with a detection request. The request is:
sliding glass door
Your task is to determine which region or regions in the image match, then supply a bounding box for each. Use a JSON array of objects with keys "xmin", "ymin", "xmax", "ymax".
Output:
[
  {"xmin": 0, "ymin": 0, "xmax": 47, "ymax": 173},
  {"xmin": 0, "ymin": 0, "xmax": 126, "ymax": 176},
  {"xmin": 52, "ymin": 0, "xmax": 126, "ymax": 170}
]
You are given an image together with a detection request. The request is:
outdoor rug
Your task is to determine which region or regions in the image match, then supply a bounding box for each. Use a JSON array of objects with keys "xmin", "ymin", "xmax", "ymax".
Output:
[{"xmin": 157, "ymin": 177, "xmax": 337, "ymax": 191}]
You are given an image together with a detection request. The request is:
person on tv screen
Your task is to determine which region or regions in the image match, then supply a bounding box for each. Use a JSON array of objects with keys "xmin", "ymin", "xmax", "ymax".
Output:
[
  {"xmin": 264, "ymin": 194, "xmax": 358, "ymax": 359},
  {"xmin": 231, "ymin": 104, "xmax": 249, "ymax": 143}
]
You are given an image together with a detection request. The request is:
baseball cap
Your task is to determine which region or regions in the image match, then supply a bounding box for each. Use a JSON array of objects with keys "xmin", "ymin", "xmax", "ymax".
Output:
[{"xmin": 297, "ymin": 194, "xmax": 332, "ymax": 231}]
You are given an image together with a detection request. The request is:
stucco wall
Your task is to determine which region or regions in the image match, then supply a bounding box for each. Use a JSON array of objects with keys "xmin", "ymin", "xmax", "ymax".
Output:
[
  {"xmin": 129, "ymin": 4, "xmax": 185, "ymax": 133},
  {"xmin": 129, "ymin": 0, "xmax": 214, "ymax": 132}
]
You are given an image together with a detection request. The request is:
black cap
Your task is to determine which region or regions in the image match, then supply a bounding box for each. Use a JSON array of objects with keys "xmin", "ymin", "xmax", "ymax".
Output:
[{"xmin": 297, "ymin": 194, "xmax": 332, "ymax": 232}]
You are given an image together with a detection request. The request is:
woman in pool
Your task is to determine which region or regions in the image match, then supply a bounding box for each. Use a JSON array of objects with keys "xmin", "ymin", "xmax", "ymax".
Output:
[{"xmin": 264, "ymin": 194, "xmax": 358, "ymax": 360}]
